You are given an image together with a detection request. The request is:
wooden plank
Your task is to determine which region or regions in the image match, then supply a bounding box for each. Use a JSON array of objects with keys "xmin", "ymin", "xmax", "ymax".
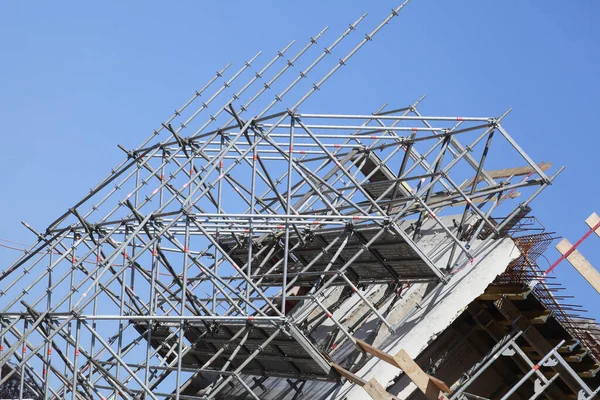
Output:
[
  {"xmin": 529, "ymin": 349, "xmax": 588, "ymax": 363},
  {"xmin": 556, "ymin": 238, "xmax": 600, "ymax": 295},
  {"xmin": 462, "ymin": 162, "xmax": 552, "ymax": 189},
  {"xmin": 330, "ymin": 362, "xmax": 398, "ymax": 400},
  {"xmin": 355, "ymin": 339, "xmax": 450, "ymax": 400},
  {"xmin": 449, "ymin": 192, "xmax": 521, "ymax": 207},
  {"xmin": 387, "ymin": 191, "xmax": 521, "ymax": 215},
  {"xmin": 497, "ymin": 309, "xmax": 551, "ymax": 325},
  {"xmin": 394, "ymin": 349, "xmax": 432, "ymax": 394},
  {"xmin": 364, "ymin": 379, "xmax": 400, "ymax": 400},
  {"xmin": 477, "ymin": 292, "xmax": 530, "ymax": 301},
  {"xmin": 330, "ymin": 363, "xmax": 367, "ymax": 386},
  {"xmin": 521, "ymin": 309, "xmax": 552, "ymax": 321},
  {"xmin": 428, "ymin": 375, "xmax": 452, "ymax": 394},
  {"xmin": 355, "ymin": 339, "xmax": 400, "ymax": 368},
  {"xmin": 485, "ymin": 162, "xmax": 552, "ymax": 179},
  {"xmin": 519, "ymin": 368, "xmax": 597, "ymax": 379},
  {"xmin": 522, "ymin": 340, "xmax": 580, "ymax": 354},
  {"xmin": 395, "ymin": 349, "xmax": 449, "ymax": 400},
  {"xmin": 483, "ymin": 284, "xmax": 529, "ymax": 295},
  {"xmin": 585, "ymin": 212, "xmax": 600, "ymax": 238},
  {"xmin": 579, "ymin": 366, "xmax": 600, "ymax": 379}
]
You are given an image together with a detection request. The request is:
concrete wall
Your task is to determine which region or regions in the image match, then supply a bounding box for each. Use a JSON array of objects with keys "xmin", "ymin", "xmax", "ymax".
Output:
[{"xmin": 335, "ymin": 235, "xmax": 519, "ymax": 399}]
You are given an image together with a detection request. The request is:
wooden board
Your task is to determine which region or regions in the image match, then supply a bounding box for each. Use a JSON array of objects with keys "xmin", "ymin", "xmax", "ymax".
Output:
[
  {"xmin": 330, "ymin": 362, "xmax": 399, "ymax": 400},
  {"xmin": 364, "ymin": 379, "xmax": 401, "ymax": 400},
  {"xmin": 355, "ymin": 338, "xmax": 400, "ymax": 369},
  {"xmin": 556, "ymin": 238, "xmax": 600, "ymax": 295},
  {"xmin": 330, "ymin": 363, "xmax": 367, "ymax": 386},
  {"xmin": 585, "ymin": 212, "xmax": 600, "ymax": 238},
  {"xmin": 462, "ymin": 162, "xmax": 552, "ymax": 189},
  {"xmin": 355, "ymin": 339, "xmax": 450, "ymax": 400}
]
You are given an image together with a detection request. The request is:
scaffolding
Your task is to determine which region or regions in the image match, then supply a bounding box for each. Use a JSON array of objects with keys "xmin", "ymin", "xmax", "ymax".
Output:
[{"xmin": 0, "ymin": 2, "xmax": 568, "ymax": 399}]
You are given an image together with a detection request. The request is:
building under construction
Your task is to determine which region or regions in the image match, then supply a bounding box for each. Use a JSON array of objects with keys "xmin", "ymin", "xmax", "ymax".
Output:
[{"xmin": 1, "ymin": 2, "xmax": 599, "ymax": 399}]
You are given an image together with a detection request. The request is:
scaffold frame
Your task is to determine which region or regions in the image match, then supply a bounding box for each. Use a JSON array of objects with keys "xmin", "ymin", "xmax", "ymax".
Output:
[{"xmin": 0, "ymin": 2, "xmax": 570, "ymax": 399}]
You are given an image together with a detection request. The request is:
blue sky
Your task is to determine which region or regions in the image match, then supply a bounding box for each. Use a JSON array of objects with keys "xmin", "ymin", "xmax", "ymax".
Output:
[{"xmin": 1, "ymin": 0, "xmax": 599, "ymax": 322}]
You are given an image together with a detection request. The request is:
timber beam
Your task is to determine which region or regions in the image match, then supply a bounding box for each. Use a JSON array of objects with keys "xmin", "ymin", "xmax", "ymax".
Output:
[
  {"xmin": 330, "ymin": 363, "xmax": 400, "ymax": 400},
  {"xmin": 477, "ymin": 283, "xmax": 532, "ymax": 301},
  {"xmin": 493, "ymin": 296, "xmax": 586, "ymax": 395},
  {"xmin": 556, "ymin": 237, "xmax": 600, "ymax": 296},
  {"xmin": 461, "ymin": 162, "xmax": 552, "ymax": 189},
  {"xmin": 354, "ymin": 338, "xmax": 450, "ymax": 400},
  {"xmin": 467, "ymin": 301, "xmax": 568, "ymax": 400},
  {"xmin": 521, "ymin": 339, "xmax": 580, "ymax": 354}
]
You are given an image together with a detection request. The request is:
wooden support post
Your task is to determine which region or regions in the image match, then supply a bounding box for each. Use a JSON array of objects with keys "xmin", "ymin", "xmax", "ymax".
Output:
[
  {"xmin": 354, "ymin": 339, "xmax": 450, "ymax": 400},
  {"xmin": 556, "ymin": 238, "xmax": 600, "ymax": 295},
  {"xmin": 364, "ymin": 379, "xmax": 399, "ymax": 400},
  {"xmin": 330, "ymin": 363, "xmax": 400, "ymax": 400}
]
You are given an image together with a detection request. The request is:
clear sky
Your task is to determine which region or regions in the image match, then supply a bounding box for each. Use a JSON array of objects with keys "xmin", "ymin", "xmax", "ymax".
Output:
[{"xmin": 1, "ymin": 1, "xmax": 599, "ymax": 322}]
